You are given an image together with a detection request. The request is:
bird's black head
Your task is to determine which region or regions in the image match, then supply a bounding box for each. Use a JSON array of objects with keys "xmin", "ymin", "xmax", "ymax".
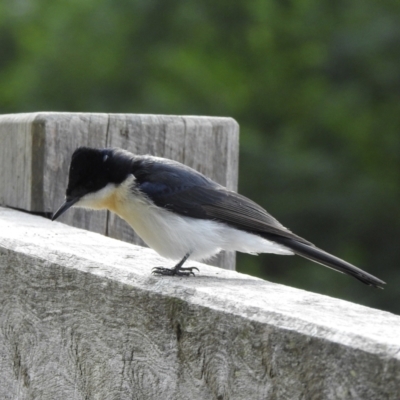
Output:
[
  {"xmin": 52, "ymin": 147, "xmax": 133, "ymax": 221},
  {"xmin": 66, "ymin": 147, "xmax": 111, "ymax": 201}
]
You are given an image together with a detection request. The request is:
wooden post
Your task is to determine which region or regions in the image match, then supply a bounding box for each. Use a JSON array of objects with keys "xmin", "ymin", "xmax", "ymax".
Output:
[{"xmin": 0, "ymin": 112, "xmax": 239, "ymax": 269}]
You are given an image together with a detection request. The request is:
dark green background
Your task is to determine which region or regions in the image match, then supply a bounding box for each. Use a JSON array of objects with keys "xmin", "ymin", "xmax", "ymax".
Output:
[{"xmin": 1, "ymin": 0, "xmax": 399, "ymax": 313}]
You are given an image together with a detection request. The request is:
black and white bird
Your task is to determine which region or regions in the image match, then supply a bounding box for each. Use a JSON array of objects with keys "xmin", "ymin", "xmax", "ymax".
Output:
[{"xmin": 52, "ymin": 147, "xmax": 385, "ymax": 288}]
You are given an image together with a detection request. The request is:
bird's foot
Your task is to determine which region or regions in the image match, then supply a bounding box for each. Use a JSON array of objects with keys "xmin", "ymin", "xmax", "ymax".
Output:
[{"xmin": 152, "ymin": 266, "xmax": 199, "ymax": 277}]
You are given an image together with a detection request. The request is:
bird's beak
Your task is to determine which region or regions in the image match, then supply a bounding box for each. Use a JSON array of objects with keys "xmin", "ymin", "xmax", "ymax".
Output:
[{"xmin": 52, "ymin": 197, "xmax": 80, "ymax": 221}]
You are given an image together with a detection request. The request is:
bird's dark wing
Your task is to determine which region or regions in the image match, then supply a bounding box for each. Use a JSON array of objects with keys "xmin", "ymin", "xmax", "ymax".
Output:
[
  {"xmin": 133, "ymin": 157, "xmax": 385, "ymax": 288},
  {"xmin": 159, "ymin": 185, "xmax": 309, "ymax": 244},
  {"xmin": 133, "ymin": 158, "xmax": 311, "ymax": 245}
]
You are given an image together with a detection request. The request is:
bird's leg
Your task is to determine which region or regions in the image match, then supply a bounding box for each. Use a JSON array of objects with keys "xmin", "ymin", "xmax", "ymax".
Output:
[{"xmin": 152, "ymin": 253, "xmax": 199, "ymax": 276}]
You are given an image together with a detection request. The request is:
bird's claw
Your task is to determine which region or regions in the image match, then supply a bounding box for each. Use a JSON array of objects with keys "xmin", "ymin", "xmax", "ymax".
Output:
[{"xmin": 152, "ymin": 266, "xmax": 199, "ymax": 277}]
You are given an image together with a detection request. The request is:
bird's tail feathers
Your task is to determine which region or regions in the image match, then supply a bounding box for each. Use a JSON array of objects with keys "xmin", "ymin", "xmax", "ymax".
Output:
[{"xmin": 264, "ymin": 235, "xmax": 385, "ymax": 289}]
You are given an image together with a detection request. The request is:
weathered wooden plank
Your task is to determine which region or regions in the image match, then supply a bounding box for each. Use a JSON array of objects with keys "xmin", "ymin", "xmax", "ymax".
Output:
[
  {"xmin": 211, "ymin": 117, "xmax": 240, "ymax": 191},
  {"xmin": 1, "ymin": 207, "xmax": 399, "ymax": 400},
  {"xmin": 0, "ymin": 112, "xmax": 239, "ymax": 269},
  {"xmin": 0, "ymin": 113, "xmax": 38, "ymax": 210},
  {"xmin": 0, "ymin": 112, "xmax": 109, "ymax": 234}
]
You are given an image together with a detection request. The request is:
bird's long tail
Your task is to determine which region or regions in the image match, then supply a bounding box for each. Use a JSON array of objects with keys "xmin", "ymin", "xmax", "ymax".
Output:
[{"xmin": 265, "ymin": 236, "xmax": 385, "ymax": 288}]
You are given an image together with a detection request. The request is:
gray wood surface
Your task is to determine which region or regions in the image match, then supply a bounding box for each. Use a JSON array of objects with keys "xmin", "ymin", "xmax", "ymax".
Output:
[
  {"xmin": 0, "ymin": 112, "xmax": 239, "ymax": 269},
  {"xmin": 1, "ymin": 207, "xmax": 399, "ymax": 400},
  {"xmin": 0, "ymin": 113, "xmax": 38, "ymax": 210}
]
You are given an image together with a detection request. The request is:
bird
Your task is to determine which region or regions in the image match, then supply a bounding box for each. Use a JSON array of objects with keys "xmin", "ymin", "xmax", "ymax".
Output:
[{"xmin": 52, "ymin": 146, "xmax": 385, "ymax": 288}]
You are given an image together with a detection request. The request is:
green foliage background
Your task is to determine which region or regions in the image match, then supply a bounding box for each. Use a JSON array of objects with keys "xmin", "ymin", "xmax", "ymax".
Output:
[{"xmin": 1, "ymin": 0, "xmax": 399, "ymax": 313}]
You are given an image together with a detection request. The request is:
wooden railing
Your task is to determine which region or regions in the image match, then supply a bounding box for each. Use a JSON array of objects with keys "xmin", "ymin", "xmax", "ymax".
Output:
[{"xmin": 0, "ymin": 113, "xmax": 399, "ymax": 399}]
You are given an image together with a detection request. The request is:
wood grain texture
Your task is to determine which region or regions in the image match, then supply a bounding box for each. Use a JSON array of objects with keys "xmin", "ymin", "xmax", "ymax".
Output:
[
  {"xmin": 0, "ymin": 112, "xmax": 239, "ymax": 269},
  {"xmin": 0, "ymin": 207, "xmax": 399, "ymax": 400},
  {"xmin": 0, "ymin": 113, "xmax": 38, "ymax": 210}
]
